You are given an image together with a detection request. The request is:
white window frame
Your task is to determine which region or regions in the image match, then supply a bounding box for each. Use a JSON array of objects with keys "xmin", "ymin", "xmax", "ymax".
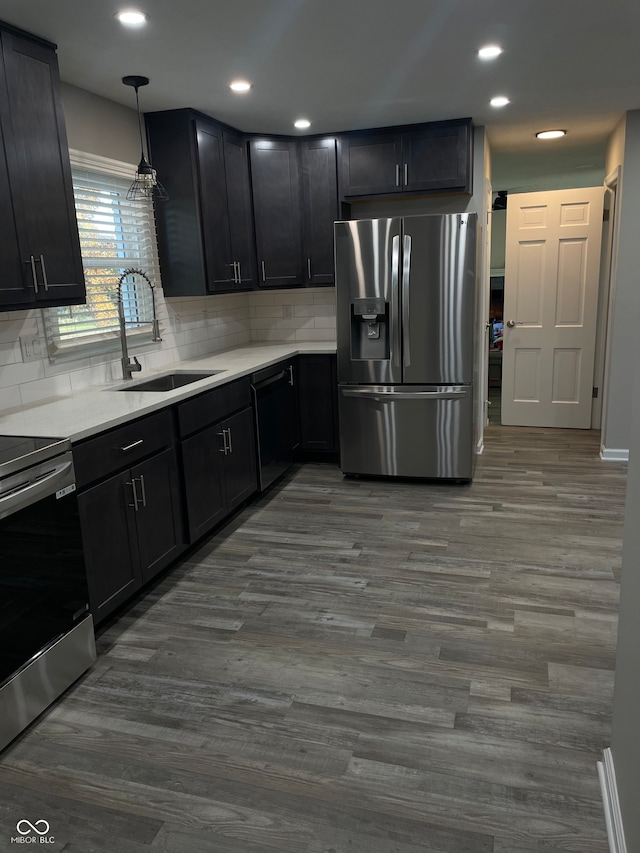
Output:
[{"xmin": 43, "ymin": 150, "xmax": 162, "ymax": 361}]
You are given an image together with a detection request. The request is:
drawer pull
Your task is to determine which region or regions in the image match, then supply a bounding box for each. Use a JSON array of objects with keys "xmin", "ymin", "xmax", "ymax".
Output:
[{"xmin": 120, "ymin": 439, "xmax": 144, "ymax": 452}]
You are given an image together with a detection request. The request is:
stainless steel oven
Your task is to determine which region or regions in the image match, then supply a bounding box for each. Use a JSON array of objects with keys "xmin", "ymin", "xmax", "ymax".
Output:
[{"xmin": 0, "ymin": 435, "xmax": 96, "ymax": 753}]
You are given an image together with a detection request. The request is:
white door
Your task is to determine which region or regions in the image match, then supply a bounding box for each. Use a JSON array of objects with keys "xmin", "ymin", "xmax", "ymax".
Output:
[{"xmin": 501, "ymin": 187, "xmax": 604, "ymax": 428}]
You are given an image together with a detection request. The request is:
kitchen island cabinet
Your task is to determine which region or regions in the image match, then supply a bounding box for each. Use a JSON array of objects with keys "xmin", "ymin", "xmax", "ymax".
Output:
[
  {"xmin": 0, "ymin": 23, "xmax": 84, "ymax": 311},
  {"xmin": 74, "ymin": 409, "xmax": 185, "ymax": 623}
]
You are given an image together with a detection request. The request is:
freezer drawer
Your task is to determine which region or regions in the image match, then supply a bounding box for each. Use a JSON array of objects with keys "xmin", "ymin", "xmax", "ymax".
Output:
[{"xmin": 339, "ymin": 384, "xmax": 474, "ymax": 480}]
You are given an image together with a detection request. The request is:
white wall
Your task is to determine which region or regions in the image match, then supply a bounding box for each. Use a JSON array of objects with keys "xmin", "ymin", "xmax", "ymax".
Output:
[
  {"xmin": 600, "ymin": 111, "xmax": 640, "ymax": 458},
  {"xmin": 62, "ymin": 83, "xmax": 141, "ymax": 165},
  {"xmin": 491, "ymin": 142, "xmax": 605, "ymax": 194},
  {"xmin": 609, "ymin": 329, "xmax": 640, "ymax": 851}
]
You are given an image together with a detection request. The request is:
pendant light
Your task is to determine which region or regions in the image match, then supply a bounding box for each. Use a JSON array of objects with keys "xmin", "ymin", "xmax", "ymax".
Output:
[{"xmin": 122, "ymin": 75, "xmax": 168, "ymax": 201}]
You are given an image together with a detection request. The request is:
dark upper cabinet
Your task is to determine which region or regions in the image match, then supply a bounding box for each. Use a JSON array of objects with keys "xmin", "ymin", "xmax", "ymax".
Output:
[
  {"xmin": 145, "ymin": 109, "xmax": 256, "ymax": 296},
  {"xmin": 339, "ymin": 130, "xmax": 404, "ymax": 197},
  {"xmin": 249, "ymin": 137, "xmax": 303, "ymax": 288},
  {"xmin": 224, "ymin": 129, "xmax": 256, "ymax": 288},
  {"xmin": 300, "ymin": 137, "xmax": 339, "ymax": 286},
  {"xmin": 0, "ymin": 25, "xmax": 85, "ymax": 311},
  {"xmin": 340, "ymin": 118, "xmax": 473, "ymax": 198}
]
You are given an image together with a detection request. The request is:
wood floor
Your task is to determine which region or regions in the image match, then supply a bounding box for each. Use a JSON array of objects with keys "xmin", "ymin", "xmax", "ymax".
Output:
[{"xmin": 0, "ymin": 426, "xmax": 627, "ymax": 852}]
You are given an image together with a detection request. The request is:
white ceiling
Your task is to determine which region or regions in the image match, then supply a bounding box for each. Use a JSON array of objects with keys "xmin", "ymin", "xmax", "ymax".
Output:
[{"xmin": 0, "ymin": 0, "xmax": 639, "ymax": 157}]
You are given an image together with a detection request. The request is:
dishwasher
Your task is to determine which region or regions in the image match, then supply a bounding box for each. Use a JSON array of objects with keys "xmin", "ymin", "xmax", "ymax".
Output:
[{"xmin": 250, "ymin": 360, "xmax": 299, "ymax": 491}]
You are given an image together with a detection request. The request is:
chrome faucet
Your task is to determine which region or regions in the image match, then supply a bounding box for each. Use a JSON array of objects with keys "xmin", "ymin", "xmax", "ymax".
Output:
[{"xmin": 117, "ymin": 267, "xmax": 162, "ymax": 379}]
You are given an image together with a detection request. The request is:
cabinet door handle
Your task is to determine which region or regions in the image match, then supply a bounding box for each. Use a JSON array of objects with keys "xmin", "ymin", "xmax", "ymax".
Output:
[
  {"xmin": 29, "ymin": 256, "xmax": 39, "ymax": 294},
  {"xmin": 307, "ymin": 258, "xmax": 312, "ymax": 280},
  {"xmin": 137, "ymin": 474, "xmax": 147, "ymax": 508},
  {"xmin": 127, "ymin": 478, "xmax": 140, "ymax": 511},
  {"xmin": 218, "ymin": 430, "xmax": 228, "ymax": 455},
  {"xmin": 395, "ymin": 164, "xmax": 400, "ymax": 187},
  {"xmin": 237, "ymin": 261, "xmax": 242, "ymax": 283},
  {"xmin": 226, "ymin": 428, "xmax": 233, "ymax": 454},
  {"xmin": 120, "ymin": 439, "xmax": 144, "ymax": 452},
  {"xmin": 261, "ymin": 260, "xmax": 266, "ymax": 282},
  {"xmin": 39, "ymin": 255, "xmax": 49, "ymax": 291},
  {"xmin": 404, "ymin": 164, "xmax": 408, "ymax": 186},
  {"xmin": 288, "ymin": 364, "xmax": 294, "ymax": 386}
]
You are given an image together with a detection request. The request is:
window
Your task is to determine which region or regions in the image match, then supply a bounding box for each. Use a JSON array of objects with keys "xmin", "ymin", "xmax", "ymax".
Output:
[{"xmin": 43, "ymin": 151, "xmax": 161, "ymax": 358}]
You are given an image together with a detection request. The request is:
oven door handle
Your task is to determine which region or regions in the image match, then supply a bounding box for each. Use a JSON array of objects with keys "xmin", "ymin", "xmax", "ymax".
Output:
[{"xmin": 0, "ymin": 459, "xmax": 74, "ymax": 519}]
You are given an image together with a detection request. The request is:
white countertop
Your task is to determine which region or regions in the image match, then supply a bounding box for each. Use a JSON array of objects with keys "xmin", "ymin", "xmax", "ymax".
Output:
[{"xmin": 0, "ymin": 342, "xmax": 336, "ymax": 442}]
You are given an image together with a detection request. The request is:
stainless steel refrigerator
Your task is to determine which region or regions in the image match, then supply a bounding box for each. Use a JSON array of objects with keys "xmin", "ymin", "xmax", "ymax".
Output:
[{"xmin": 336, "ymin": 212, "xmax": 478, "ymax": 481}]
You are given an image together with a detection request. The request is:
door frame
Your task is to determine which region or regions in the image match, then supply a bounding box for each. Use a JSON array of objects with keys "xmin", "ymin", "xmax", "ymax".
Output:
[
  {"xmin": 501, "ymin": 186, "xmax": 604, "ymax": 429},
  {"xmin": 598, "ymin": 167, "xmax": 621, "ymax": 451}
]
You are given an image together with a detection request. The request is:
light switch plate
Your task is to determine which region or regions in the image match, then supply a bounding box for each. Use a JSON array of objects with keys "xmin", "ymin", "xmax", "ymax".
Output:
[{"xmin": 20, "ymin": 334, "xmax": 44, "ymax": 362}]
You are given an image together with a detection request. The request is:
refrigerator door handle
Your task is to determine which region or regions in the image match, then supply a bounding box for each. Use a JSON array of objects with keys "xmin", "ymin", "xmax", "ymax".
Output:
[
  {"xmin": 390, "ymin": 234, "xmax": 401, "ymax": 368},
  {"xmin": 402, "ymin": 234, "xmax": 412, "ymax": 367},
  {"xmin": 341, "ymin": 388, "xmax": 466, "ymax": 401}
]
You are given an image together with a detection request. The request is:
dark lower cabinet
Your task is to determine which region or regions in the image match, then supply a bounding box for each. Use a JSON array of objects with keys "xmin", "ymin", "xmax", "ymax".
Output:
[
  {"xmin": 222, "ymin": 407, "xmax": 258, "ymax": 511},
  {"xmin": 297, "ymin": 354, "xmax": 339, "ymax": 455},
  {"xmin": 77, "ymin": 471, "xmax": 140, "ymax": 624},
  {"xmin": 77, "ymin": 448, "xmax": 183, "ymax": 623},
  {"xmin": 177, "ymin": 379, "xmax": 258, "ymax": 542},
  {"xmin": 74, "ymin": 410, "xmax": 185, "ymax": 624},
  {"xmin": 132, "ymin": 449, "xmax": 184, "ymax": 584},
  {"xmin": 181, "ymin": 424, "xmax": 227, "ymax": 542}
]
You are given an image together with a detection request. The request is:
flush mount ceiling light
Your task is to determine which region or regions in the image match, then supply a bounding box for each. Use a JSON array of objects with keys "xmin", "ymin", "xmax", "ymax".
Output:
[
  {"xmin": 229, "ymin": 80, "xmax": 252, "ymax": 93},
  {"xmin": 478, "ymin": 44, "xmax": 502, "ymax": 60},
  {"xmin": 115, "ymin": 9, "xmax": 147, "ymax": 26},
  {"xmin": 122, "ymin": 75, "xmax": 168, "ymax": 201},
  {"xmin": 294, "ymin": 118, "xmax": 311, "ymax": 129},
  {"xmin": 490, "ymin": 95, "xmax": 510, "ymax": 108},
  {"xmin": 536, "ymin": 129, "xmax": 567, "ymax": 139}
]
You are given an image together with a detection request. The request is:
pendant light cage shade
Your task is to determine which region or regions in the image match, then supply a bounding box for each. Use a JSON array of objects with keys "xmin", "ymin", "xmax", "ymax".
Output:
[
  {"xmin": 127, "ymin": 157, "xmax": 169, "ymax": 200},
  {"xmin": 122, "ymin": 75, "xmax": 168, "ymax": 201}
]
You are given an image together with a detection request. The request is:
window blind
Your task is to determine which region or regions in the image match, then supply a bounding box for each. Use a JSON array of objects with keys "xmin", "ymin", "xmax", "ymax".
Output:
[{"xmin": 43, "ymin": 155, "xmax": 161, "ymax": 357}]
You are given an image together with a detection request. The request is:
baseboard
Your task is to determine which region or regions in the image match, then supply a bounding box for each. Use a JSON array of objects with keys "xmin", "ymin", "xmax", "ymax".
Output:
[
  {"xmin": 600, "ymin": 446, "xmax": 629, "ymax": 462},
  {"xmin": 598, "ymin": 748, "xmax": 627, "ymax": 853}
]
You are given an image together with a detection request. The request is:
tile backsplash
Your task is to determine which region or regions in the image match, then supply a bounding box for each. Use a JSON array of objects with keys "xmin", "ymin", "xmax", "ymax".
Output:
[{"xmin": 0, "ymin": 287, "xmax": 335, "ymax": 412}]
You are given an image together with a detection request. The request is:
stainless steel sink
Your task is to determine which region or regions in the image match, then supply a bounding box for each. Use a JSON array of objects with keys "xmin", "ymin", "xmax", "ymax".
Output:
[{"xmin": 117, "ymin": 370, "xmax": 224, "ymax": 392}]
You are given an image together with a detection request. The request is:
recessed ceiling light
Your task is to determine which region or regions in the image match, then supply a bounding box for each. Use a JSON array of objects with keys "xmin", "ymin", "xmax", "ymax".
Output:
[
  {"xmin": 490, "ymin": 95, "xmax": 510, "ymax": 108},
  {"xmin": 229, "ymin": 80, "xmax": 252, "ymax": 93},
  {"xmin": 294, "ymin": 118, "xmax": 311, "ymax": 129},
  {"xmin": 115, "ymin": 9, "xmax": 147, "ymax": 26},
  {"xmin": 536, "ymin": 129, "xmax": 567, "ymax": 139},
  {"xmin": 478, "ymin": 45, "xmax": 502, "ymax": 60}
]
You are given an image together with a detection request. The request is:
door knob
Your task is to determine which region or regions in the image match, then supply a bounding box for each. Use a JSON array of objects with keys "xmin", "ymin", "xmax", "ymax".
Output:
[{"xmin": 506, "ymin": 319, "xmax": 523, "ymax": 328}]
